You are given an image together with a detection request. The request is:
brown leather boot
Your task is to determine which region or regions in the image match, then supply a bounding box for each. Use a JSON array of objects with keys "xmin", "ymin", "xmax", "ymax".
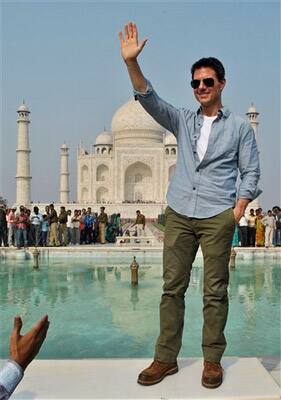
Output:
[
  {"xmin": 201, "ymin": 360, "xmax": 223, "ymax": 388},
  {"xmin": 137, "ymin": 360, "xmax": 178, "ymax": 386}
]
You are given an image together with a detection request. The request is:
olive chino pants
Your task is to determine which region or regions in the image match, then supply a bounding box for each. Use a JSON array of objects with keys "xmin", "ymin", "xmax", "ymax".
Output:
[{"xmin": 154, "ymin": 206, "xmax": 235, "ymax": 363}]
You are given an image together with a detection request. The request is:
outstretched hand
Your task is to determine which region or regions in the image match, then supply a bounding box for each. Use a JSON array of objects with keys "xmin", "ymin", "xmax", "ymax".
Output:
[
  {"xmin": 10, "ymin": 315, "xmax": 50, "ymax": 371},
  {"xmin": 119, "ymin": 22, "xmax": 147, "ymax": 63}
]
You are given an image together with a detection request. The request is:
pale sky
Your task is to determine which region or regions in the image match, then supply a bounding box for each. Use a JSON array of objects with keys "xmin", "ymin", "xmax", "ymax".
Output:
[{"xmin": 1, "ymin": 1, "xmax": 280, "ymax": 209}]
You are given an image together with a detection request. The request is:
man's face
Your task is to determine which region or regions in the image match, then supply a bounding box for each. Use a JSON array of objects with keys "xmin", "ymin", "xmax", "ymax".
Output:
[{"xmin": 192, "ymin": 67, "xmax": 225, "ymax": 108}]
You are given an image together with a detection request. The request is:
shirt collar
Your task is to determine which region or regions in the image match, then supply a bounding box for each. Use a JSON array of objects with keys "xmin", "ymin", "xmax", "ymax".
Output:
[{"xmin": 196, "ymin": 105, "xmax": 230, "ymax": 119}]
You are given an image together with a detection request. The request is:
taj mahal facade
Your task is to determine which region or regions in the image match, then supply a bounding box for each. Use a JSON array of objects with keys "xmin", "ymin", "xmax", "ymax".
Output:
[
  {"xmin": 14, "ymin": 98, "xmax": 260, "ymax": 218},
  {"xmin": 77, "ymin": 98, "xmax": 177, "ymax": 205}
]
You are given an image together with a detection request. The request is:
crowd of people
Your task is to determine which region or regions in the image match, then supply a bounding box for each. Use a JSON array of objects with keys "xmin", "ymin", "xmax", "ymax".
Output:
[
  {"xmin": 0, "ymin": 202, "xmax": 280, "ymax": 249},
  {"xmin": 0, "ymin": 204, "xmax": 123, "ymax": 248},
  {"xmin": 234, "ymin": 206, "xmax": 281, "ymax": 247}
]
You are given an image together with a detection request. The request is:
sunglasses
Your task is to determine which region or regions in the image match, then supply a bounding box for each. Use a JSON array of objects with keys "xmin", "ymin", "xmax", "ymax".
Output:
[{"xmin": 190, "ymin": 77, "xmax": 215, "ymax": 89}]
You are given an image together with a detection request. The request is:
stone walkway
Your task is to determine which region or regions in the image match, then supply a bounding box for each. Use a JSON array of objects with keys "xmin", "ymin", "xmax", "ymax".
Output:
[{"xmin": 9, "ymin": 358, "xmax": 280, "ymax": 399}]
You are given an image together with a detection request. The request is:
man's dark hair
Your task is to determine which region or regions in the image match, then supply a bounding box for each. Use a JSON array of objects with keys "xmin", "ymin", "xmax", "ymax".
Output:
[{"xmin": 191, "ymin": 57, "xmax": 225, "ymax": 81}]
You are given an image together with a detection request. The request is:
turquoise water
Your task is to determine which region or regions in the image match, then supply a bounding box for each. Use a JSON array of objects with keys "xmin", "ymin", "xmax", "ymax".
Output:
[{"xmin": 0, "ymin": 258, "xmax": 280, "ymax": 359}]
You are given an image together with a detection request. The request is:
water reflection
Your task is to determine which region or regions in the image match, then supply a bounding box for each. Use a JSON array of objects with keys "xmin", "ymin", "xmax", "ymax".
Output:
[
  {"xmin": 130, "ymin": 285, "xmax": 139, "ymax": 310},
  {"xmin": 0, "ymin": 260, "xmax": 279, "ymax": 309},
  {"xmin": 0, "ymin": 258, "xmax": 280, "ymax": 358}
]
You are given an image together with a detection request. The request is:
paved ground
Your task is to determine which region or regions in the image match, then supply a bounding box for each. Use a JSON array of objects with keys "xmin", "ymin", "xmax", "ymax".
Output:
[{"xmin": 8, "ymin": 358, "xmax": 280, "ymax": 399}]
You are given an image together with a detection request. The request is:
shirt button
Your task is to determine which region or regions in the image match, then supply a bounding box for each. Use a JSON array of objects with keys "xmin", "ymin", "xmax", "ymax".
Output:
[
  {"xmin": 196, "ymin": 168, "xmax": 199, "ymax": 172},
  {"xmin": 193, "ymin": 187, "xmax": 196, "ymax": 190}
]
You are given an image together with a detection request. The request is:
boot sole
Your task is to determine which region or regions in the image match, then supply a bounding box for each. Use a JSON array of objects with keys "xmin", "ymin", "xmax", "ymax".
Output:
[
  {"xmin": 137, "ymin": 366, "xmax": 178, "ymax": 386},
  {"xmin": 201, "ymin": 377, "xmax": 223, "ymax": 389}
]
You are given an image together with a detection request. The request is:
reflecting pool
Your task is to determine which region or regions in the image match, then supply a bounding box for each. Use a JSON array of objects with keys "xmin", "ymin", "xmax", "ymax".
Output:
[{"xmin": 0, "ymin": 258, "xmax": 280, "ymax": 358}]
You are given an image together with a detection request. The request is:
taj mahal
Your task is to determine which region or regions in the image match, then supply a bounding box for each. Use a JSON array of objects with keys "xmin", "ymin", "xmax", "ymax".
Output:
[
  {"xmin": 77, "ymin": 98, "xmax": 177, "ymax": 204},
  {"xmin": 15, "ymin": 98, "xmax": 260, "ymax": 218}
]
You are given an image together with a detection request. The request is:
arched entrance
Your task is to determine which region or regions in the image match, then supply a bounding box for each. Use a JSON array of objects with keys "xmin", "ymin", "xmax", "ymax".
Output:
[
  {"xmin": 96, "ymin": 187, "xmax": 108, "ymax": 203},
  {"xmin": 124, "ymin": 162, "xmax": 153, "ymax": 202}
]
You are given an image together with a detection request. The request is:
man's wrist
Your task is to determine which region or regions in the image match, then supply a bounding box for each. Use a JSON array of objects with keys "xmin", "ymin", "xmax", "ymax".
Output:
[
  {"xmin": 125, "ymin": 58, "xmax": 138, "ymax": 67},
  {"xmin": 236, "ymin": 198, "xmax": 250, "ymax": 211},
  {"xmin": 0, "ymin": 360, "xmax": 24, "ymax": 395}
]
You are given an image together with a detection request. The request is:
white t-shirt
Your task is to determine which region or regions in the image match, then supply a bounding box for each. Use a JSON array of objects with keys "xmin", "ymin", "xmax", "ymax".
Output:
[
  {"xmin": 67, "ymin": 214, "xmax": 73, "ymax": 229},
  {"xmin": 197, "ymin": 115, "xmax": 217, "ymax": 162}
]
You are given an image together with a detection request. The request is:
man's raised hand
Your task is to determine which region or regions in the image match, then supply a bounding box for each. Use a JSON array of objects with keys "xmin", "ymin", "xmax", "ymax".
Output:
[{"xmin": 119, "ymin": 22, "xmax": 147, "ymax": 64}]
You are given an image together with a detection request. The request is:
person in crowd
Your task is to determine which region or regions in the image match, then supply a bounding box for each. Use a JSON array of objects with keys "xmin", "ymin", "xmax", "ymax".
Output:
[
  {"xmin": 0, "ymin": 203, "xmax": 8, "ymax": 247},
  {"xmin": 0, "ymin": 315, "xmax": 49, "ymax": 400},
  {"xmin": 7, "ymin": 206, "xmax": 17, "ymax": 247},
  {"xmin": 272, "ymin": 206, "xmax": 280, "ymax": 247},
  {"xmin": 273, "ymin": 207, "xmax": 281, "ymax": 247},
  {"xmin": 263, "ymin": 210, "xmax": 275, "ymax": 248},
  {"xmin": 238, "ymin": 213, "xmax": 248, "ymax": 247},
  {"xmin": 44, "ymin": 205, "xmax": 50, "ymax": 245},
  {"xmin": 58, "ymin": 206, "xmax": 68, "ymax": 246},
  {"xmin": 79, "ymin": 209, "xmax": 86, "ymax": 244},
  {"xmin": 98, "ymin": 207, "xmax": 108, "ymax": 244},
  {"xmin": 66, "ymin": 209, "xmax": 73, "ymax": 245},
  {"xmin": 255, "ymin": 210, "xmax": 265, "ymax": 247},
  {"xmin": 119, "ymin": 22, "xmax": 261, "ymax": 388},
  {"xmin": 15, "ymin": 206, "xmax": 29, "ymax": 249},
  {"xmin": 30, "ymin": 206, "xmax": 43, "ymax": 246},
  {"xmin": 247, "ymin": 208, "xmax": 256, "ymax": 247},
  {"xmin": 106, "ymin": 214, "xmax": 117, "ymax": 243},
  {"xmin": 71, "ymin": 210, "xmax": 81, "ymax": 245},
  {"xmin": 93, "ymin": 212, "xmax": 99, "ymax": 244},
  {"xmin": 115, "ymin": 213, "xmax": 122, "ymax": 236},
  {"xmin": 84, "ymin": 208, "xmax": 95, "ymax": 244},
  {"xmin": 41, "ymin": 214, "xmax": 49, "ymax": 247},
  {"xmin": 132, "ymin": 210, "xmax": 146, "ymax": 237},
  {"xmin": 47, "ymin": 204, "xmax": 59, "ymax": 246},
  {"xmin": 25, "ymin": 209, "xmax": 33, "ymax": 246}
]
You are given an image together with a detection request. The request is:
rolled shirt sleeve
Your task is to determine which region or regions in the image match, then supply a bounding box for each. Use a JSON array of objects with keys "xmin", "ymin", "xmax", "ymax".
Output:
[
  {"xmin": 133, "ymin": 79, "xmax": 180, "ymax": 136},
  {"xmin": 0, "ymin": 360, "xmax": 24, "ymax": 399},
  {"xmin": 237, "ymin": 122, "xmax": 262, "ymax": 200}
]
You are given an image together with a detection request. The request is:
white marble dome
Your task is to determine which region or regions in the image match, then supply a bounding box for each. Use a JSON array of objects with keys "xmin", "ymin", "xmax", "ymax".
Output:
[
  {"xmin": 247, "ymin": 105, "xmax": 257, "ymax": 113},
  {"xmin": 95, "ymin": 131, "xmax": 112, "ymax": 145},
  {"xmin": 111, "ymin": 98, "xmax": 165, "ymax": 144},
  {"xmin": 164, "ymin": 132, "xmax": 177, "ymax": 145}
]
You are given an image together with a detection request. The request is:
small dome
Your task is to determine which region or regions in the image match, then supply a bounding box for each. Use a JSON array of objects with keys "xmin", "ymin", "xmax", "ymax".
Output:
[
  {"xmin": 164, "ymin": 132, "xmax": 177, "ymax": 145},
  {"xmin": 247, "ymin": 104, "xmax": 257, "ymax": 114},
  {"xmin": 61, "ymin": 143, "xmax": 68, "ymax": 149},
  {"xmin": 95, "ymin": 131, "xmax": 112, "ymax": 145},
  {"xmin": 18, "ymin": 103, "xmax": 30, "ymax": 112}
]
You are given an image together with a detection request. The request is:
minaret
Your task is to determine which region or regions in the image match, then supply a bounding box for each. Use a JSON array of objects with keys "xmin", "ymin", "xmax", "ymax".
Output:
[
  {"xmin": 246, "ymin": 103, "xmax": 259, "ymax": 137},
  {"xmin": 59, "ymin": 143, "xmax": 70, "ymax": 204},
  {"xmin": 16, "ymin": 101, "xmax": 31, "ymax": 206},
  {"xmin": 246, "ymin": 104, "xmax": 260, "ymax": 211}
]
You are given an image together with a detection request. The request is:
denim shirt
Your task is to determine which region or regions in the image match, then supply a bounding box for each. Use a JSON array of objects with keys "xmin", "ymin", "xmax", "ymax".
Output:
[
  {"xmin": 134, "ymin": 79, "xmax": 262, "ymax": 218},
  {"xmin": 0, "ymin": 360, "xmax": 23, "ymax": 399}
]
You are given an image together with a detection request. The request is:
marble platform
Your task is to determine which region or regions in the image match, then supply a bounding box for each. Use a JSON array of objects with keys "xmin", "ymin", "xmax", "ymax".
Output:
[{"xmin": 10, "ymin": 357, "xmax": 280, "ymax": 399}]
